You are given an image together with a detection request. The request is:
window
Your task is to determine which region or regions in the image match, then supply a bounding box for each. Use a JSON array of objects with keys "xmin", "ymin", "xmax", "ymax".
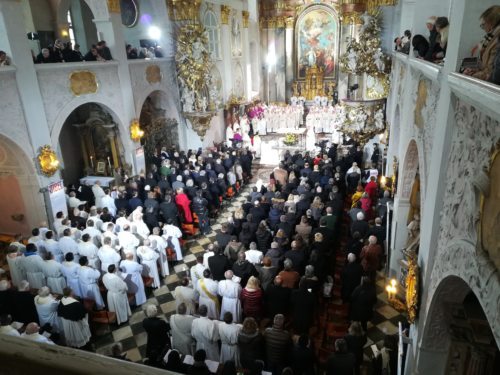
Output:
[
  {"xmin": 67, "ymin": 10, "xmax": 76, "ymax": 47},
  {"xmin": 203, "ymin": 10, "xmax": 221, "ymax": 60}
]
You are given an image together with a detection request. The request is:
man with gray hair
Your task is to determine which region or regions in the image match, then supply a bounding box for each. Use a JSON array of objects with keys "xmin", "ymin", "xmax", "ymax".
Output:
[
  {"xmin": 21, "ymin": 322, "xmax": 54, "ymax": 345},
  {"xmin": 170, "ymin": 302, "xmax": 195, "ymax": 356},
  {"xmin": 277, "ymin": 258, "xmax": 300, "ymax": 289},
  {"xmin": 263, "ymin": 314, "xmax": 292, "ymax": 374},
  {"xmin": 98, "ymin": 236, "xmax": 121, "ymax": 273},
  {"xmin": 217, "ymin": 270, "xmax": 242, "ymax": 322},
  {"xmin": 360, "ymin": 236, "xmax": 383, "ymax": 281},
  {"xmin": 142, "ymin": 304, "xmax": 171, "ymax": 366},
  {"xmin": 232, "ymin": 251, "xmax": 258, "ymax": 288}
]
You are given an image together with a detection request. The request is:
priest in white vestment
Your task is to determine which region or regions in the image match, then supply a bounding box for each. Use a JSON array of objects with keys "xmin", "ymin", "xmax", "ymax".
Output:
[
  {"xmin": 173, "ymin": 277, "xmax": 198, "ymax": 315},
  {"xmin": 92, "ymin": 182, "xmax": 106, "ymax": 209},
  {"xmin": 131, "ymin": 208, "xmax": 150, "ymax": 239},
  {"xmin": 162, "ymin": 223, "xmax": 183, "ymax": 261},
  {"xmin": 149, "ymin": 227, "xmax": 169, "ymax": 277},
  {"xmin": 81, "ymin": 219, "xmax": 102, "ymax": 248},
  {"xmin": 6, "ymin": 246, "xmax": 26, "ymax": 288},
  {"xmin": 102, "ymin": 265, "xmax": 131, "ymax": 324},
  {"xmin": 28, "ymin": 230, "xmax": 46, "ymax": 254},
  {"xmin": 98, "ymin": 237, "xmax": 121, "ymax": 274},
  {"xmin": 21, "ymin": 244, "xmax": 46, "ymax": 289},
  {"xmin": 137, "ymin": 240, "xmax": 161, "ymax": 288},
  {"xmin": 118, "ymin": 224, "xmax": 140, "ymax": 261},
  {"xmin": 190, "ymin": 256, "xmax": 206, "ymax": 293},
  {"xmin": 191, "ymin": 305, "xmax": 220, "ymax": 361},
  {"xmin": 78, "ymin": 234, "xmax": 100, "ymax": 270},
  {"xmin": 219, "ymin": 312, "xmax": 242, "ymax": 366},
  {"xmin": 57, "ymin": 287, "xmax": 91, "ymax": 348},
  {"xmin": 0, "ymin": 315, "xmax": 21, "ymax": 336},
  {"xmin": 197, "ymin": 269, "xmax": 220, "ymax": 320},
  {"xmin": 41, "ymin": 253, "xmax": 67, "ymax": 294},
  {"xmin": 21, "ymin": 322, "xmax": 54, "ymax": 345},
  {"xmin": 78, "ymin": 256, "xmax": 104, "ymax": 309},
  {"xmin": 169, "ymin": 302, "xmax": 195, "ymax": 356},
  {"xmin": 218, "ymin": 270, "xmax": 242, "ymax": 323},
  {"xmin": 101, "ymin": 190, "xmax": 117, "ymax": 216},
  {"xmin": 44, "ymin": 231, "xmax": 64, "ymax": 263},
  {"xmin": 119, "ymin": 254, "xmax": 146, "ymax": 306},
  {"xmin": 34, "ymin": 287, "xmax": 62, "ymax": 333},
  {"xmin": 101, "ymin": 223, "xmax": 119, "ymax": 248},
  {"xmin": 61, "ymin": 253, "xmax": 82, "ymax": 298},
  {"xmin": 59, "ymin": 229, "xmax": 79, "ymax": 259}
]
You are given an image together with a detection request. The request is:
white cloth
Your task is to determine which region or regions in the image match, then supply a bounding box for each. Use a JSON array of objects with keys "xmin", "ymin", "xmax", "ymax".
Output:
[
  {"xmin": 190, "ymin": 263, "xmax": 206, "ymax": 293},
  {"xmin": 170, "ymin": 314, "xmax": 195, "ymax": 356},
  {"xmin": 218, "ymin": 280, "xmax": 242, "ymax": 322},
  {"xmin": 173, "ymin": 286, "xmax": 198, "ymax": 315},
  {"xmin": 59, "ymin": 297, "xmax": 91, "ymax": 348},
  {"xmin": 101, "ymin": 230, "xmax": 118, "ymax": 248},
  {"xmin": 191, "ymin": 316, "xmax": 220, "ymax": 361},
  {"xmin": 137, "ymin": 245, "xmax": 160, "ymax": 288},
  {"xmin": 219, "ymin": 322, "xmax": 242, "ymax": 365},
  {"xmin": 59, "ymin": 237, "xmax": 79, "ymax": 259},
  {"xmin": 6, "ymin": 253, "xmax": 26, "ymax": 288},
  {"xmin": 102, "ymin": 272, "xmax": 131, "ymax": 324},
  {"xmin": 115, "ymin": 217, "xmax": 131, "ymax": 232},
  {"xmin": 101, "ymin": 195, "xmax": 117, "ymax": 216},
  {"xmin": 118, "ymin": 231, "xmax": 140, "ymax": 260},
  {"xmin": 119, "ymin": 259, "xmax": 146, "ymax": 306},
  {"xmin": 81, "ymin": 226, "xmax": 102, "ymax": 248},
  {"xmin": 92, "ymin": 184, "xmax": 106, "ymax": 208},
  {"xmin": 68, "ymin": 196, "xmax": 86, "ymax": 208},
  {"xmin": 78, "ymin": 241, "xmax": 100, "ymax": 270},
  {"xmin": 21, "ymin": 254, "xmax": 46, "ymax": 289},
  {"xmin": 202, "ymin": 251, "xmax": 214, "ymax": 269},
  {"xmin": 34, "ymin": 295, "xmax": 62, "ymax": 333},
  {"xmin": 78, "ymin": 266, "xmax": 104, "ymax": 309},
  {"xmin": 22, "ymin": 332, "xmax": 54, "ymax": 345},
  {"xmin": 44, "ymin": 239, "xmax": 63, "ymax": 263},
  {"xmin": 28, "ymin": 236, "xmax": 45, "ymax": 253},
  {"xmin": 0, "ymin": 325, "xmax": 20, "ymax": 336},
  {"xmin": 88, "ymin": 214, "xmax": 103, "ymax": 232},
  {"xmin": 163, "ymin": 225, "xmax": 183, "ymax": 261},
  {"xmin": 42, "ymin": 260, "xmax": 67, "ymax": 294},
  {"xmin": 149, "ymin": 234, "xmax": 169, "ymax": 277},
  {"xmin": 61, "ymin": 261, "xmax": 82, "ymax": 298},
  {"xmin": 245, "ymin": 249, "xmax": 263, "ymax": 265},
  {"xmin": 197, "ymin": 278, "xmax": 220, "ymax": 320},
  {"xmin": 98, "ymin": 246, "xmax": 121, "ymax": 273}
]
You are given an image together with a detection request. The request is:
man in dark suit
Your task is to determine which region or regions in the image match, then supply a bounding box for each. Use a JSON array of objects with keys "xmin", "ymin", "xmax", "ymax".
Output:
[
  {"xmin": 143, "ymin": 304, "xmax": 170, "ymax": 367},
  {"xmin": 208, "ymin": 247, "xmax": 230, "ymax": 281}
]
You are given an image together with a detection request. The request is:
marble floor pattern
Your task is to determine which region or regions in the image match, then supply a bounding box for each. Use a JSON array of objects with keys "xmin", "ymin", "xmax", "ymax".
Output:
[{"xmin": 91, "ymin": 168, "xmax": 407, "ymax": 371}]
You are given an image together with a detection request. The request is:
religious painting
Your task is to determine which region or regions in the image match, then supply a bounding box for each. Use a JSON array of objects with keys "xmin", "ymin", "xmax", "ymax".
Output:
[
  {"xmin": 120, "ymin": 0, "xmax": 139, "ymax": 28},
  {"xmin": 296, "ymin": 6, "xmax": 339, "ymax": 79},
  {"xmin": 96, "ymin": 161, "xmax": 106, "ymax": 174}
]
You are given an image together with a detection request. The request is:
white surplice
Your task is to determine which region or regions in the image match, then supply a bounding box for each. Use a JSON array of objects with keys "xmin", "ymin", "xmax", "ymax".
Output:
[
  {"xmin": 137, "ymin": 245, "xmax": 160, "ymax": 288},
  {"xmin": 61, "ymin": 261, "xmax": 82, "ymax": 298},
  {"xmin": 170, "ymin": 313, "xmax": 195, "ymax": 356},
  {"xmin": 197, "ymin": 278, "xmax": 220, "ymax": 320},
  {"xmin": 34, "ymin": 295, "xmax": 62, "ymax": 333},
  {"xmin": 218, "ymin": 280, "xmax": 242, "ymax": 323},
  {"xmin": 97, "ymin": 245, "xmax": 121, "ymax": 273},
  {"xmin": 42, "ymin": 260, "xmax": 67, "ymax": 295},
  {"xmin": 162, "ymin": 224, "xmax": 183, "ymax": 260},
  {"xmin": 58, "ymin": 296, "xmax": 92, "ymax": 348},
  {"xmin": 101, "ymin": 195, "xmax": 117, "ymax": 216},
  {"xmin": 78, "ymin": 265, "xmax": 104, "ymax": 309},
  {"xmin": 44, "ymin": 239, "xmax": 64, "ymax": 263},
  {"xmin": 117, "ymin": 231, "xmax": 139, "ymax": 260},
  {"xmin": 78, "ymin": 241, "xmax": 100, "ymax": 270},
  {"xmin": 190, "ymin": 263, "xmax": 206, "ymax": 293},
  {"xmin": 149, "ymin": 234, "xmax": 169, "ymax": 277},
  {"xmin": 58, "ymin": 236, "xmax": 79, "ymax": 259},
  {"xmin": 102, "ymin": 272, "xmax": 131, "ymax": 324},
  {"xmin": 219, "ymin": 322, "xmax": 242, "ymax": 365},
  {"xmin": 92, "ymin": 184, "xmax": 106, "ymax": 208},
  {"xmin": 21, "ymin": 254, "xmax": 46, "ymax": 289},
  {"xmin": 191, "ymin": 316, "xmax": 220, "ymax": 361},
  {"xmin": 173, "ymin": 285, "xmax": 198, "ymax": 315},
  {"xmin": 6, "ymin": 253, "xmax": 26, "ymax": 288},
  {"xmin": 119, "ymin": 259, "xmax": 146, "ymax": 306}
]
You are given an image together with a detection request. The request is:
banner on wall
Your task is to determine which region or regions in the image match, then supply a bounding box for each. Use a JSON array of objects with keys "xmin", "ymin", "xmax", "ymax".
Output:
[
  {"xmin": 135, "ymin": 147, "xmax": 146, "ymax": 175},
  {"xmin": 48, "ymin": 180, "xmax": 67, "ymax": 220}
]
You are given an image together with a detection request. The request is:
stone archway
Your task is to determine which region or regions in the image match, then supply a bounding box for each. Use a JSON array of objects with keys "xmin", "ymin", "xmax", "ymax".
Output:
[{"xmin": 0, "ymin": 134, "xmax": 45, "ymax": 235}]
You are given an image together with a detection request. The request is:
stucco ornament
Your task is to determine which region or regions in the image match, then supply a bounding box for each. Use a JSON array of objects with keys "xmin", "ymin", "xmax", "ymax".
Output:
[{"xmin": 69, "ymin": 71, "xmax": 98, "ymax": 96}]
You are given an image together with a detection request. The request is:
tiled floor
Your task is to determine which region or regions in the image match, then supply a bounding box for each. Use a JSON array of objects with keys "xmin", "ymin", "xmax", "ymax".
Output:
[{"xmin": 91, "ymin": 166, "xmax": 408, "ymax": 373}]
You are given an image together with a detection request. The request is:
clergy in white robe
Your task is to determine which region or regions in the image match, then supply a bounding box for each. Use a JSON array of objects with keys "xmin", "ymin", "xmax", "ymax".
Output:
[
  {"xmin": 0, "ymin": 315, "xmax": 21, "ymax": 336},
  {"xmin": 137, "ymin": 240, "xmax": 161, "ymax": 288},
  {"xmin": 92, "ymin": 182, "xmax": 106, "ymax": 209},
  {"xmin": 162, "ymin": 224, "xmax": 183, "ymax": 261},
  {"xmin": 101, "ymin": 191, "xmax": 117, "ymax": 216},
  {"xmin": 78, "ymin": 234, "xmax": 100, "ymax": 270},
  {"xmin": 87, "ymin": 211, "xmax": 103, "ymax": 232},
  {"xmin": 169, "ymin": 303, "xmax": 195, "ymax": 356},
  {"xmin": 10, "ymin": 235, "xmax": 26, "ymax": 253},
  {"xmin": 98, "ymin": 237, "xmax": 121, "ymax": 274},
  {"xmin": 173, "ymin": 278, "xmax": 198, "ymax": 315},
  {"xmin": 21, "ymin": 244, "xmax": 46, "ymax": 289},
  {"xmin": 101, "ymin": 223, "xmax": 119, "ymax": 248},
  {"xmin": 6, "ymin": 246, "xmax": 26, "ymax": 288},
  {"xmin": 191, "ymin": 305, "xmax": 220, "ymax": 361},
  {"xmin": 82, "ymin": 220, "xmax": 102, "ymax": 248},
  {"xmin": 61, "ymin": 253, "xmax": 82, "ymax": 298},
  {"xmin": 119, "ymin": 254, "xmax": 146, "ymax": 306},
  {"xmin": 59, "ymin": 229, "xmax": 79, "ymax": 259},
  {"xmin": 149, "ymin": 227, "xmax": 169, "ymax": 277},
  {"xmin": 131, "ymin": 208, "xmax": 150, "ymax": 239},
  {"xmin": 41, "ymin": 253, "xmax": 67, "ymax": 295},
  {"xmin": 115, "ymin": 214, "xmax": 131, "ymax": 232},
  {"xmin": 197, "ymin": 269, "xmax": 220, "ymax": 320},
  {"xmin": 57, "ymin": 288, "xmax": 92, "ymax": 348},
  {"xmin": 102, "ymin": 265, "xmax": 131, "ymax": 324},
  {"xmin": 118, "ymin": 224, "xmax": 140, "ymax": 260},
  {"xmin": 44, "ymin": 231, "xmax": 64, "ymax": 263},
  {"xmin": 28, "ymin": 230, "xmax": 46, "ymax": 254},
  {"xmin": 218, "ymin": 271, "xmax": 242, "ymax": 323},
  {"xmin": 219, "ymin": 313, "xmax": 242, "ymax": 366},
  {"xmin": 190, "ymin": 257, "xmax": 206, "ymax": 293},
  {"xmin": 22, "ymin": 323, "xmax": 54, "ymax": 345},
  {"xmin": 78, "ymin": 256, "xmax": 104, "ymax": 309},
  {"xmin": 34, "ymin": 287, "xmax": 62, "ymax": 333}
]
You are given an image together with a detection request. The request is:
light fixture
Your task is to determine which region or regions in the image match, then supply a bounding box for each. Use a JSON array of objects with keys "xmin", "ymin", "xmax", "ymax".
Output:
[
  {"xmin": 380, "ymin": 175, "xmax": 387, "ymax": 188},
  {"xmin": 385, "ymin": 278, "xmax": 406, "ymax": 311},
  {"xmin": 37, "ymin": 145, "xmax": 60, "ymax": 177},
  {"xmin": 61, "ymin": 29, "xmax": 69, "ymax": 37},
  {"xmin": 130, "ymin": 119, "xmax": 144, "ymax": 142},
  {"xmin": 148, "ymin": 26, "xmax": 161, "ymax": 40}
]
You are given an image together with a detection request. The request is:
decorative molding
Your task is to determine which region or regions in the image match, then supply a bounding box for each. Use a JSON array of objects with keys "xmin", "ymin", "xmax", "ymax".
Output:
[
  {"xmin": 285, "ymin": 16, "xmax": 295, "ymax": 29},
  {"xmin": 167, "ymin": 0, "xmax": 202, "ymax": 22},
  {"xmin": 275, "ymin": 16, "xmax": 286, "ymax": 29},
  {"xmin": 220, "ymin": 5, "xmax": 231, "ymax": 25},
  {"xmin": 107, "ymin": 0, "xmax": 120, "ymax": 13},
  {"xmin": 408, "ymin": 57, "xmax": 441, "ymax": 82},
  {"xmin": 69, "ymin": 70, "xmax": 98, "ymax": 96},
  {"xmin": 145, "ymin": 65, "xmax": 162, "ymax": 84},
  {"xmin": 242, "ymin": 10, "xmax": 249, "ymax": 28}
]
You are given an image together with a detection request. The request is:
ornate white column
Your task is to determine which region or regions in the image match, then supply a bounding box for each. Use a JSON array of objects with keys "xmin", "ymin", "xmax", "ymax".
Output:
[
  {"xmin": 274, "ymin": 17, "xmax": 286, "ymax": 102},
  {"xmin": 220, "ymin": 5, "xmax": 233, "ymax": 101},
  {"xmin": 284, "ymin": 17, "xmax": 294, "ymax": 101},
  {"xmin": 242, "ymin": 10, "xmax": 251, "ymax": 100}
]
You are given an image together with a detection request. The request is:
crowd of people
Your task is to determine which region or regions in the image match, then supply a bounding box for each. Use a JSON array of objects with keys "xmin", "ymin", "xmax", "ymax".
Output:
[
  {"xmin": 126, "ymin": 44, "xmax": 164, "ymax": 59},
  {"xmin": 33, "ymin": 40, "xmax": 113, "ymax": 64},
  {"xmin": 0, "ymin": 138, "xmax": 400, "ymax": 374}
]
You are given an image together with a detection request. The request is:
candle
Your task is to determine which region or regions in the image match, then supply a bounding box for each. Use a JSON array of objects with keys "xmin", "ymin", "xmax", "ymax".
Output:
[
  {"xmin": 90, "ymin": 156, "xmax": 94, "ymax": 168},
  {"xmin": 107, "ymin": 156, "xmax": 112, "ymax": 168}
]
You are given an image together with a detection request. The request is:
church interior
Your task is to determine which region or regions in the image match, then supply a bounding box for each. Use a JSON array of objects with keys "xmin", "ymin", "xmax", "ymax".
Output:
[{"xmin": 0, "ymin": 0, "xmax": 499, "ymax": 374}]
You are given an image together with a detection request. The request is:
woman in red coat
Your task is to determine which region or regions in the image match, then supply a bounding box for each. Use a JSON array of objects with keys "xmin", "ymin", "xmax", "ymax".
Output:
[
  {"xmin": 240, "ymin": 276, "xmax": 263, "ymax": 320},
  {"xmin": 174, "ymin": 188, "xmax": 193, "ymax": 223}
]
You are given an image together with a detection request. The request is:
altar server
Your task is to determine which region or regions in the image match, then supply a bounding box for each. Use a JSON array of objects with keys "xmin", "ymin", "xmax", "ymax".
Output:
[
  {"xmin": 57, "ymin": 287, "xmax": 92, "ymax": 348},
  {"xmin": 119, "ymin": 253, "xmax": 146, "ymax": 306},
  {"xmin": 218, "ymin": 270, "xmax": 242, "ymax": 323},
  {"xmin": 102, "ymin": 264, "xmax": 131, "ymax": 324},
  {"xmin": 197, "ymin": 269, "xmax": 219, "ymax": 320},
  {"xmin": 78, "ymin": 256, "xmax": 104, "ymax": 309},
  {"xmin": 191, "ymin": 305, "xmax": 220, "ymax": 361}
]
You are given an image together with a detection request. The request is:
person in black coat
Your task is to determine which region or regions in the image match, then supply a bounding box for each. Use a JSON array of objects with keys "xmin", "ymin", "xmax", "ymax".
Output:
[
  {"xmin": 208, "ymin": 246, "xmax": 230, "ymax": 281},
  {"xmin": 143, "ymin": 304, "xmax": 171, "ymax": 367},
  {"xmin": 232, "ymin": 252, "xmax": 258, "ymax": 288},
  {"xmin": 164, "ymin": 349, "xmax": 189, "ymax": 373},
  {"xmin": 350, "ymin": 212, "xmax": 369, "ymax": 239},
  {"xmin": 349, "ymin": 277, "xmax": 377, "ymax": 331},
  {"xmin": 11, "ymin": 280, "xmax": 38, "ymax": 324},
  {"xmin": 344, "ymin": 322, "xmax": 367, "ymax": 375},
  {"xmin": 341, "ymin": 253, "xmax": 363, "ymax": 303},
  {"xmin": 216, "ymin": 223, "xmax": 233, "ymax": 249},
  {"xmin": 291, "ymin": 335, "xmax": 316, "ymax": 375},
  {"xmin": 368, "ymin": 218, "xmax": 386, "ymax": 248},
  {"xmin": 412, "ymin": 34, "xmax": 430, "ymax": 59},
  {"xmin": 0, "ymin": 280, "xmax": 13, "ymax": 316},
  {"xmin": 188, "ymin": 349, "xmax": 211, "ymax": 375},
  {"xmin": 265, "ymin": 276, "xmax": 291, "ymax": 318},
  {"xmin": 290, "ymin": 283, "xmax": 315, "ymax": 334},
  {"xmin": 326, "ymin": 339, "xmax": 356, "ymax": 375},
  {"xmin": 238, "ymin": 317, "xmax": 264, "ymax": 370},
  {"xmin": 159, "ymin": 196, "xmax": 179, "ymax": 227}
]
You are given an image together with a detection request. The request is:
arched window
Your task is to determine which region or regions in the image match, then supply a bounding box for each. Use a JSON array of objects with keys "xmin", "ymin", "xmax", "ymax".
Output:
[{"xmin": 203, "ymin": 10, "xmax": 221, "ymax": 60}]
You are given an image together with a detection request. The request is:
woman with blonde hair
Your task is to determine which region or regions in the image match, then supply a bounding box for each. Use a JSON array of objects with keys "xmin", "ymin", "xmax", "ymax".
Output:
[
  {"xmin": 310, "ymin": 196, "xmax": 324, "ymax": 223},
  {"xmin": 240, "ymin": 276, "xmax": 263, "ymax": 320}
]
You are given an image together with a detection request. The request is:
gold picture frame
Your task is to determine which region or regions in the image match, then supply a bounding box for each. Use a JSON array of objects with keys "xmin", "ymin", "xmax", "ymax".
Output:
[
  {"xmin": 96, "ymin": 161, "xmax": 107, "ymax": 175},
  {"xmin": 69, "ymin": 70, "xmax": 98, "ymax": 97},
  {"xmin": 405, "ymin": 249, "xmax": 419, "ymax": 324},
  {"xmin": 37, "ymin": 145, "xmax": 60, "ymax": 177}
]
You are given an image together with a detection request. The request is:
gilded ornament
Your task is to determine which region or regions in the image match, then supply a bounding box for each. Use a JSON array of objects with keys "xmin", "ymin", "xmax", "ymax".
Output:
[
  {"xmin": 275, "ymin": 16, "xmax": 286, "ymax": 29},
  {"xmin": 37, "ymin": 145, "xmax": 60, "ymax": 177},
  {"xmin": 404, "ymin": 249, "xmax": 419, "ymax": 324},
  {"xmin": 69, "ymin": 70, "xmax": 98, "ymax": 96},
  {"xmin": 107, "ymin": 0, "xmax": 120, "ymax": 13},
  {"xmin": 267, "ymin": 18, "xmax": 276, "ymax": 29},
  {"xmin": 414, "ymin": 80, "xmax": 428, "ymax": 129},
  {"xmin": 221, "ymin": 5, "xmax": 231, "ymax": 25},
  {"xmin": 129, "ymin": 119, "xmax": 144, "ymax": 142},
  {"xmin": 145, "ymin": 65, "xmax": 162, "ymax": 84},
  {"xmin": 168, "ymin": 0, "xmax": 202, "ymax": 21},
  {"xmin": 242, "ymin": 11, "xmax": 249, "ymax": 28},
  {"xmin": 285, "ymin": 17, "xmax": 295, "ymax": 29},
  {"xmin": 183, "ymin": 112, "xmax": 216, "ymax": 140}
]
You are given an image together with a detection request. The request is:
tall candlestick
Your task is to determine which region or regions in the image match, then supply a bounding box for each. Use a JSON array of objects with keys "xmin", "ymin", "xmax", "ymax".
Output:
[
  {"xmin": 107, "ymin": 156, "xmax": 112, "ymax": 168},
  {"xmin": 90, "ymin": 156, "xmax": 94, "ymax": 168}
]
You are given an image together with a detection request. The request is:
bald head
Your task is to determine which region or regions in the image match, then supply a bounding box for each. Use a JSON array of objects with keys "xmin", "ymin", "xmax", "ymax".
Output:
[{"xmin": 224, "ymin": 270, "xmax": 234, "ymax": 280}]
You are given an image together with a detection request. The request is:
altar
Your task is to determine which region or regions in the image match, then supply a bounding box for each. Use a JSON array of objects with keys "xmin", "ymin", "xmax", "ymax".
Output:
[
  {"xmin": 259, "ymin": 128, "xmax": 307, "ymax": 164},
  {"xmin": 79, "ymin": 176, "xmax": 115, "ymax": 187}
]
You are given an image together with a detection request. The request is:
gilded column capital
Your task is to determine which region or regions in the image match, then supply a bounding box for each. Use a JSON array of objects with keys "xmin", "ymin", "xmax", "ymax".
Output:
[
  {"xmin": 221, "ymin": 5, "xmax": 231, "ymax": 25},
  {"xmin": 107, "ymin": 0, "xmax": 120, "ymax": 13},
  {"xmin": 267, "ymin": 17, "xmax": 276, "ymax": 29},
  {"xmin": 242, "ymin": 10, "xmax": 249, "ymax": 28},
  {"xmin": 285, "ymin": 17, "xmax": 295, "ymax": 29},
  {"xmin": 275, "ymin": 16, "xmax": 286, "ymax": 29}
]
